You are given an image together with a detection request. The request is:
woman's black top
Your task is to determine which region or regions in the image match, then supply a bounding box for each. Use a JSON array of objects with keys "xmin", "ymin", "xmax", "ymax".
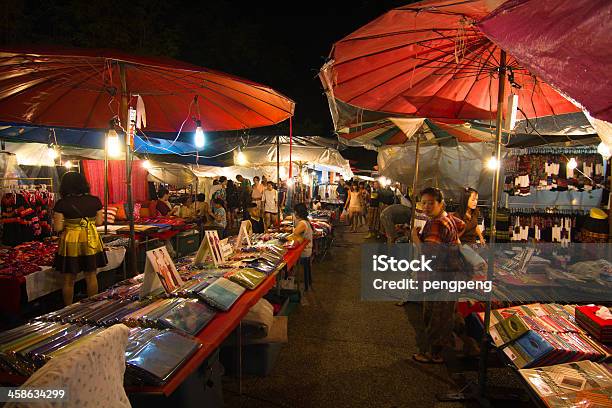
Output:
[
  {"xmin": 248, "ymin": 215, "xmax": 265, "ymax": 233},
  {"xmin": 54, "ymin": 194, "xmax": 102, "ymax": 218}
]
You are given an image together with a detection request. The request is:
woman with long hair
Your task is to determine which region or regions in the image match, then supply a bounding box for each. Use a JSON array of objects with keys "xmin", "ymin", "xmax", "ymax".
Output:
[
  {"xmin": 53, "ymin": 172, "xmax": 107, "ymax": 305},
  {"xmin": 344, "ymin": 182, "xmax": 363, "ymax": 232},
  {"xmin": 454, "ymin": 187, "xmax": 485, "ymax": 244},
  {"xmin": 411, "ymin": 187, "xmax": 464, "ymax": 364}
]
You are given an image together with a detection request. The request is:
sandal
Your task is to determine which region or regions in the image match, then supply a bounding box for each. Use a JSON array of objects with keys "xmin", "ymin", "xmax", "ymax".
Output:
[{"xmin": 412, "ymin": 353, "xmax": 444, "ymax": 364}]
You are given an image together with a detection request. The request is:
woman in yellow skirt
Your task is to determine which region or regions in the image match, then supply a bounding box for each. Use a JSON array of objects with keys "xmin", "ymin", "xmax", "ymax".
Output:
[{"xmin": 53, "ymin": 172, "xmax": 107, "ymax": 305}]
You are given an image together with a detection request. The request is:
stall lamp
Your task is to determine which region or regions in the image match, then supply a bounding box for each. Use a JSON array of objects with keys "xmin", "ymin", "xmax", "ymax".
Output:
[
  {"xmin": 64, "ymin": 160, "xmax": 73, "ymax": 169},
  {"xmin": 597, "ymin": 142, "xmax": 611, "ymax": 160},
  {"xmin": 236, "ymin": 149, "xmax": 248, "ymax": 166},
  {"xmin": 286, "ymin": 178, "xmax": 294, "ymax": 187},
  {"xmin": 567, "ymin": 157, "xmax": 578, "ymax": 170},
  {"xmin": 194, "ymin": 121, "xmax": 205, "ymax": 149},
  {"xmin": 486, "ymin": 156, "xmax": 499, "ymax": 170},
  {"xmin": 106, "ymin": 129, "xmax": 122, "ymax": 158},
  {"xmin": 47, "ymin": 145, "xmax": 58, "ymax": 160},
  {"xmin": 142, "ymin": 160, "xmax": 152, "ymax": 170}
]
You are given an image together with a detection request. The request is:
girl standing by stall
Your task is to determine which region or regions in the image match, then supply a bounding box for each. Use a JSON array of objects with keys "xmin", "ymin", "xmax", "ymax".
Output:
[{"xmin": 53, "ymin": 172, "xmax": 107, "ymax": 305}]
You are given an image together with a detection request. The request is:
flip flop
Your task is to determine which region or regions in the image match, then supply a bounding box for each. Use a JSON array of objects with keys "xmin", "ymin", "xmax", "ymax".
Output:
[{"xmin": 412, "ymin": 353, "xmax": 444, "ymax": 364}]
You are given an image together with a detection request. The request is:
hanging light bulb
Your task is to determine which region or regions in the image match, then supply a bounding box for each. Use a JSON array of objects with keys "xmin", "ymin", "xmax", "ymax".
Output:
[
  {"xmin": 64, "ymin": 160, "xmax": 73, "ymax": 169},
  {"xmin": 47, "ymin": 145, "xmax": 58, "ymax": 160},
  {"xmin": 487, "ymin": 156, "xmax": 499, "ymax": 170},
  {"xmin": 286, "ymin": 178, "xmax": 294, "ymax": 187},
  {"xmin": 235, "ymin": 148, "xmax": 248, "ymax": 166},
  {"xmin": 142, "ymin": 160, "xmax": 152, "ymax": 170},
  {"xmin": 597, "ymin": 141, "xmax": 611, "ymax": 160},
  {"xmin": 567, "ymin": 157, "xmax": 578, "ymax": 170},
  {"xmin": 194, "ymin": 120, "xmax": 205, "ymax": 149},
  {"xmin": 106, "ymin": 129, "xmax": 122, "ymax": 158}
]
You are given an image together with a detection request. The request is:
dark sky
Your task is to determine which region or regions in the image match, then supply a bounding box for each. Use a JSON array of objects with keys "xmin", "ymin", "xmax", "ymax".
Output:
[{"xmin": 0, "ymin": 0, "xmax": 408, "ymax": 137}]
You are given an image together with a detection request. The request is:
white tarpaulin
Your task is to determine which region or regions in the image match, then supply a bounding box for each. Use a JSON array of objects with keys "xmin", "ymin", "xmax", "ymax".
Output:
[
  {"xmin": 234, "ymin": 144, "xmax": 353, "ymax": 179},
  {"xmin": 0, "ymin": 141, "xmax": 103, "ymax": 166},
  {"xmin": 377, "ymin": 143, "xmax": 502, "ymax": 201},
  {"xmin": 146, "ymin": 161, "xmax": 196, "ymax": 187}
]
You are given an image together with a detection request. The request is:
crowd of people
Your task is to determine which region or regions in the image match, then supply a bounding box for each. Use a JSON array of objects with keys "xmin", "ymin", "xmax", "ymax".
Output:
[{"xmin": 155, "ymin": 174, "xmax": 288, "ymax": 238}]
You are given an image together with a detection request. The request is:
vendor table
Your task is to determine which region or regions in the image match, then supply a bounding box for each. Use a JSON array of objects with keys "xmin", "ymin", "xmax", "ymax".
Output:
[
  {"xmin": 0, "ymin": 247, "xmax": 126, "ymax": 314},
  {"xmin": 0, "ymin": 241, "xmax": 307, "ymax": 397}
]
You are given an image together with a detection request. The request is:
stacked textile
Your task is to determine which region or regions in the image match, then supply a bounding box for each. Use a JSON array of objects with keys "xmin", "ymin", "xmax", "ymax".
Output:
[
  {"xmin": 0, "ymin": 241, "xmax": 58, "ymax": 277},
  {"xmin": 519, "ymin": 360, "xmax": 612, "ymax": 408},
  {"xmin": 576, "ymin": 306, "xmax": 612, "ymax": 344}
]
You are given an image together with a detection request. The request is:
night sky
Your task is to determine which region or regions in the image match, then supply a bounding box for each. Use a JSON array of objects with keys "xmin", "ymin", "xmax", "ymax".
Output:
[{"xmin": 0, "ymin": 0, "xmax": 409, "ymax": 137}]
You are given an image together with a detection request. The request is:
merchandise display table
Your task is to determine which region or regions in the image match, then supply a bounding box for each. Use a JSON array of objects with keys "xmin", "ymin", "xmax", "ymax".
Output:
[
  {"xmin": 0, "ymin": 247, "xmax": 126, "ymax": 314},
  {"xmin": 0, "ymin": 242, "xmax": 306, "ymax": 397}
]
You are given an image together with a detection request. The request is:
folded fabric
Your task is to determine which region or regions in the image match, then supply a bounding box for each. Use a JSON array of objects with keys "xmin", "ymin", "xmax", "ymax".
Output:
[
  {"xmin": 125, "ymin": 330, "xmax": 201, "ymax": 386},
  {"xmin": 241, "ymin": 299, "xmax": 274, "ymax": 339},
  {"xmin": 226, "ymin": 268, "xmax": 266, "ymax": 290},
  {"xmin": 197, "ymin": 278, "xmax": 245, "ymax": 311},
  {"xmin": 158, "ymin": 299, "xmax": 216, "ymax": 336}
]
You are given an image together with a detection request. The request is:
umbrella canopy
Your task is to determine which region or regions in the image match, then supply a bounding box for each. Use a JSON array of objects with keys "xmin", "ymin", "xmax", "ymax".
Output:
[
  {"xmin": 0, "ymin": 46, "xmax": 295, "ymax": 131},
  {"xmin": 339, "ymin": 118, "xmax": 493, "ymax": 148},
  {"xmin": 321, "ymin": 0, "xmax": 580, "ymax": 121},
  {"xmin": 478, "ymin": 0, "xmax": 611, "ymax": 123}
]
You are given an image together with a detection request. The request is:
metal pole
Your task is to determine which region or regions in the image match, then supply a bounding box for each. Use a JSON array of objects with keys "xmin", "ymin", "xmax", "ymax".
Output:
[
  {"xmin": 104, "ymin": 135, "xmax": 109, "ymax": 235},
  {"xmin": 120, "ymin": 63, "xmax": 138, "ymax": 275},
  {"xmin": 409, "ymin": 130, "xmax": 421, "ymax": 240},
  {"xmin": 479, "ymin": 49, "xmax": 507, "ymax": 398},
  {"xmin": 277, "ymin": 134, "xmax": 281, "ymax": 217}
]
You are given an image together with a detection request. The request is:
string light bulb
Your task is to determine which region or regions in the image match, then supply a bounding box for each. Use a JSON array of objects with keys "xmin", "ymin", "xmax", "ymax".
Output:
[
  {"xmin": 567, "ymin": 157, "xmax": 578, "ymax": 170},
  {"xmin": 235, "ymin": 148, "xmax": 248, "ymax": 166},
  {"xmin": 486, "ymin": 156, "xmax": 499, "ymax": 170},
  {"xmin": 64, "ymin": 160, "xmax": 73, "ymax": 169},
  {"xmin": 286, "ymin": 178, "xmax": 294, "ymax": 187},
  {"xmin": 597, "ymin": 142, "xmax": 611, "ymax": 160},
  {"xmin": 194, "ymin": 120, "xmax": 205, "ymax": 149},
  {"xmin": 47, "ymin": 145, "xmax": 58, "ymax": 160},
  {"xmin": 106, "ymin": 129, "xmax": 122, "ymax": 158},
  {"xmin": 142, "ymin": 160, "xmax": 152, "ymax": 170}
]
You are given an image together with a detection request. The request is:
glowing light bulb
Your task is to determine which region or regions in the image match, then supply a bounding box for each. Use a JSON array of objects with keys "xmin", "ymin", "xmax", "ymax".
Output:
[
  {"xmin": 487, "ymin": 156, "xmax": 499, "ymax": 170},
  {"xmin": 64, "ymin": 160, "xmax": 73, "ymax": 169},
  {"xmin": 286, "ymin": 178, "xmax": 294, "ymax": 187},
  {"xmin": 597, "ymin": 142, "xmax": 610, "ymax": 160},
  {"xmin": 279, "ymin": 167, "xmax": 287, "ymax": 179},
  {"xmin": 106, "ymin": 129, "xmax": 122, "ymax": 158},
  {"xmin": 47, "ymin": 146, "xmax": 58, "ymax": 160},
  {"xmin": 194, "ymin": 126, "xmax": 205, "ymax": 149},
  {"xmin": 567, "ymin": 157, "xmax": 578, "ymax": 170},
  {"xmin": 236, "ymin": 149, "xmax": 248, "ymax": 166},
  {"xmin": 142, "ymin": 160, "xmax": 152, "ymax": 169}
]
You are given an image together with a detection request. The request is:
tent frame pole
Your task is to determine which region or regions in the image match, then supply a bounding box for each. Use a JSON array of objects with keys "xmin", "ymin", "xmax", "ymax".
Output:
[
  {"xmin": 277, "ymin": 134, "xmax": 281, "ymax": 217},
  {"xmin": 120, "ymin": 63, "xmax": 138, "ymax": 275},
  {"xmin": 479, "ymin": 49, "xmax": 507, "ymax": 398},
  {"xmin": 104, "ymin": 133, "xmax": 109, "ymax": 235},
  {"xmin": 409, "ymin": 130, "xmax": 422, "ymax": 240}
]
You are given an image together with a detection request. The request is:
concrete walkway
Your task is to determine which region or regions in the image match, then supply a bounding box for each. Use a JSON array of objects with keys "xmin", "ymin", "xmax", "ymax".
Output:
[{"xmin": 224, "ymin": 226, "xmax": 532, "ymax": 408}]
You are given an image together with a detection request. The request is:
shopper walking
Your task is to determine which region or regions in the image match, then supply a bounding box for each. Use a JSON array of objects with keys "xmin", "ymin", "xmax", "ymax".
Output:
[
  {"xmin": 251, "ymin": 176, "xmax": 264, "ymax": 214},
  {"xmin": 287, "ymin": 203, "xmax": 313, "ymax": 291},
  {"xmin": 53, "ymin": 172, "xmax": 107, "ymax": 305},
  {"xmin": 226, "ymin": 180, "xmax": 240, "ymax": 230},
  {"xmin": 344, "ymin": 182, "xmax": 363, "ymax": 232},
  {"xmin": 366, "ymin": 181, "xmax": 382, "ymax": 238},
  {"xmin": 411, "ymin": 187, "xmax": 464, "ymax": 364},
  {"xmin": 262, "ymin": 181, "xmax": 279, "ymax": 229}
]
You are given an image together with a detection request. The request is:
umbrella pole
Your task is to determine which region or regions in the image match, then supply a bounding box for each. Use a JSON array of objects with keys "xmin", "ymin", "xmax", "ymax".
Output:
[
  {"xmin": 104, "ymin": 137, "xmax": 108, "ymax": 235},
  {"xmin": 277, "ymin": 134, "xmax": 280, "ymax": 217},
  {"xmin": 478, "ymin": 50, "xmax": 507, "ymax": 398},
  {"xmin": 120, "ymin": 63, "xmax": 138, "ymax": 275},
  {"xmin": 409, "ymin": 130, "xmax": 421, "ymax": 239}
]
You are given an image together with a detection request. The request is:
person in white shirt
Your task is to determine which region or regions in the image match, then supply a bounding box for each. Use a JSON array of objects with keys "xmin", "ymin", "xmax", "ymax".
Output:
[
  {"xmin": 262, "ymin": 181, "xmax": 278, "ymax": 228},
  {"xmin": 251, "ymin": 176, "xmax": 265, "ymax": 214}
]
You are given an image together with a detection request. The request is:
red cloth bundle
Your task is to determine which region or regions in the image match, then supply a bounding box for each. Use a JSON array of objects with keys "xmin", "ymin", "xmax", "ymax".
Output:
[{"xmin": 576, "ymin": 305, "xmax": 612, "ymax": 344}]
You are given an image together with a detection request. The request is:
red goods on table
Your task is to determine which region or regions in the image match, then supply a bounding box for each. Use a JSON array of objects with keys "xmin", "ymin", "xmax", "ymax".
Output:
[{"xmin": 0, "ymin": 241, "xmax": 58, "ymax": 277}]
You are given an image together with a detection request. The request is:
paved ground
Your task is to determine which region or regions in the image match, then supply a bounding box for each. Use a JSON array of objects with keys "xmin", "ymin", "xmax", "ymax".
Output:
[{"xmin": 224, "ymin": 226, "xmax": 534, "ymax": 408}]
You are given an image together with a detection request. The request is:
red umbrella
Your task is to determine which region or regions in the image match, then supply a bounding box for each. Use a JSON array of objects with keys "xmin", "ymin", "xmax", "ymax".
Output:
[
  {"xmin": 322, "ymin": 0, "xmax": 580, "ymax": 121},
  {"xmin": 0, "ymin": 46, "xmax": 295, "ymax": 131},
  {"xmin": 478, "ymin": 0, "xmax": 612, "ymax": 122}
]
